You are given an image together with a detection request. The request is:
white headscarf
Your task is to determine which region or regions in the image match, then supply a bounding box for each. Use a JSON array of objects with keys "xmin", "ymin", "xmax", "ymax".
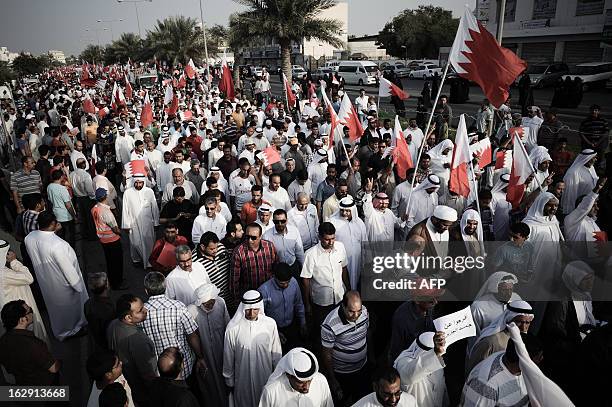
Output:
[
  {"xmin": 473, "ymin": 300, "xmax": 533, "ymax": 348},
  {"xmin": 265, "ymin": 347, "xmax": 319, "ymax": 386},
  {"xmin": 523, "ymin": 192, "xmax": 561, "ymax": 228},
  {"xmin": 227, "ymin": 290, "xmax": 265, "ymax": 330},
  {"xmin": 331, "ymin": 196, "xmax": 359, "ymax": 220},
  {"xmin": 193, "ymin": 282, "xmax": 220, "ymax": 305},
  {"xmin": 0, "ymin": 240, "xmax": 9, "ymax": 265},
  {"xmin": 474, "ymin": 272, "xmax": 518, "ymax": 301},
  {"xmin": 529, "ymin": 146, "xmax": 551, "ymax": 169},
  {"xmin": 414, "ymin": 174, "xmax": 441, "ymax": 193},
  {"xmin": 394, "ymin": 331, "xmax": 436, "ymax": 363},
  {"xmin": 563, "ymin": 149, "xmax": 598, "ymax": 184},
  {"xmin": 506, "ymin": 323, "xmax": 575, "ymax": 407},
  {"xmin": 562, "ymin": 261, "xmax": 596, "ymax": 326},
  {"xmin": 460, "ymin": 209, "xmax": 485, "ymax": 254},
  {"xmin": 427, "ymin": 139, "xmax": 454, "ymax": 161},
  {"xmin": 491, "ymin": 173, "xmax": 510, "ymax": 196}
]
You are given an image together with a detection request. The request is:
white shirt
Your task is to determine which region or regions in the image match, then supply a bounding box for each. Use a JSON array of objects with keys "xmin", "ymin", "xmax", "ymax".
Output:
[
  {"xmin": 229, "ymin": 173, "xmax": 256, "ymax": 211},
  {"xmin": 165, "ymin": 262, "xmax": 211, "ymax": 305},
  {"xmin": 288, "ymin": 204, "xmax": 319, "ymax": 250},
  {"xmin": 192, "ymin": 214, "xmax": 227, "ymax": 243},
  {"xmin": 300, "ymin": 242, "xmax": 347, "ymax": 306},
  {"xmin": 263, "ymin": 186, "xmax": 292, "ymax": 212}
]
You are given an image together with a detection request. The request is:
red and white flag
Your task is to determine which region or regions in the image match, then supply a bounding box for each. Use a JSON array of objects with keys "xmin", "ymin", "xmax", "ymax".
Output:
[
  {"xmin": 82, "ymin": 93, "xmax": 96, "ymax": 114},
  {"xmin": 319, "ymin": 81, "xmax": 339, "ymax": 149},
  {"xmin": 125, "ymin": 75, "xmax": 133, "ymax": 100},
  {"xmin": 495, "ymin": 149, "xmax": 513, "ymax": 170},
  {"xmin": 177, "ymin": 73, "xmax": 187, "ymax": 89},
  {"xmin": 95, "ymin": 79, "xmax": 107, "ymax": 90},
  {"xmin": 469, "ymin": 137, "xmax": 492, "ymax": 168},
  {"xmin": 111, "ymin": 82, "xmax": 126, "ymax": 110},
  {"xmin": 165, "ymin": 92, "xmax": 179, "ymax": 117},
  {"xmin": 185, "ymin": 58, "xmax": 197, "ymax": 80},
  {"xmin": 218, "ymin": 54, "xmax": 235, "ymax": 100},
  {"xmin": 449, "ymin": 7, "xmax": 527, "ymax": 108},
  {"xmin": 379, "ymin": 77, "xmax": 409, "ymax": 100},
  {"xmin": 98, "ymin": 106, "xmax": 110, "ymax": 119},
  {"xmin": 283, "ymin": 73, "xmax": 296, "ymax": 109},
  {"xmin": 258, "ymin": 146, "xmax": 281, "ymax": 167},
  {"xmin": 124, "ymin": 160, "xmax": 147, "ymax": 178},
  {"xmin": 80, "ymin": 65, "xmax": 96, "ymax": 88},
  {"xmin": 140, "ymin": 91, "xmax": 153, "ymax": 128},
  {"xmin": 337, "ymin": 93, "xmax": 364, "ymax": 142},
  {"xmin": 390, "ymin": 115, "xmax": 413, "ymax": 180},
  {"xmin": 449, "ymin": 114, "xmax": 472, "ymax": 197},
  {"xmin": 506, "ymin": 134, "xmax": 533, "ymax": 208}
]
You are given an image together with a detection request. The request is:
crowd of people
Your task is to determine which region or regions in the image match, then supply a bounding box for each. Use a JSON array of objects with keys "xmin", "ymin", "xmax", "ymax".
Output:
[{"xmin": 0, "ymin": 59, "xmax": 610, "ymax": 407}]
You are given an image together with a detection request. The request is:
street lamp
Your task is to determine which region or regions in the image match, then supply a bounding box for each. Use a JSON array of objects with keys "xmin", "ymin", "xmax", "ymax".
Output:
[
  {"xmin": 400, "ymin": 45, "xmax": 407, "ymax": 63},
  {"xmin": 97, "ymin": 18, "xmax": 123, "ymax": 42},
  {"xmin": 117, "ymin": 0, "xmax": 152, "ymax": 38},
  {"xmin": 198, "ymin": 0, "xmax": 210, "ymax": 66}
]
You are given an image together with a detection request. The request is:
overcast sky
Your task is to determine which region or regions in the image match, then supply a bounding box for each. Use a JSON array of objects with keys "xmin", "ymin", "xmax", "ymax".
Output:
[{"xmin": 0, "ymin": 0, "xmax": 470, "ymax": 56}]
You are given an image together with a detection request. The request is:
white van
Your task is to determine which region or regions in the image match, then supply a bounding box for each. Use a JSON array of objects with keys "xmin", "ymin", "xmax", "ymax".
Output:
[
  {"xmin": 324, "ymin": 60, "xmax": 341, "ymax": 72},
  {"xmin": 337, "ymin": 61, "xmax": 378, "ymax": 86}
]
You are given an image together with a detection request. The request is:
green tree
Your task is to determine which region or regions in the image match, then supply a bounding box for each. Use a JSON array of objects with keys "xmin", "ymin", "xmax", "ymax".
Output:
[
  {"xmin": 0, "ymin": 61, "xmax": 16, "ymax": 84},
  {"xmin": 377, "ymin": 5, "xmax": 459, "ymax": 60},
  {"xmin": 229, "ymin": 0, "xmax": 343, "ymax": 84},
  {"xmin": 11, "ymin": 53, "xmax": 48, "ymax": 76},
  {"xmin": 147, "ymin": 16, "xmax": 207, "ymax": 65},
  {"xmin": 79, "ymin": 44, "xmax": 106, "ymax": 64},
  {"xmin": 206, "ymin": 24, "xmax": 228, "ymax": 60},
  {"xmin": 105, "ymin": 33, "xmax": 144, "ymax": 64}
]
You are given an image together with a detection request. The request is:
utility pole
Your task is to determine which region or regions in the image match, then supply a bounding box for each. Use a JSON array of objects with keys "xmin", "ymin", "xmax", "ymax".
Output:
[
  {"xmin": 199, "ymin": 0, "xmax": 210, "ymax": 65},
  {"xmin": 497, "ymin": 0, "xmax": 506, "ymax": 44}
]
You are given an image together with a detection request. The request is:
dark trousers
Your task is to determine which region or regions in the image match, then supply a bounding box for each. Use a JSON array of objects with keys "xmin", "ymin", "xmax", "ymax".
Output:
[
  {"xmin": 101, "ymin": 239, "xmax": 124, "ymax": 289},
  {"xmin": 279, "ymin": 321, "xmax": 303, "ymax": 354},
  {"xmin": 57, "ymin": 220, "xmax": 75, "ymax": 247},
  {"xmin": 335, "ymin": 365, "xmax": 372, "ymax": 406},
  {"xmin": 75, "ymin": 196, "xmax": 96, "ymax": 240},
  {"xmin": 311, "ymin": 303, "xmax": 337, "ymax": 353}
]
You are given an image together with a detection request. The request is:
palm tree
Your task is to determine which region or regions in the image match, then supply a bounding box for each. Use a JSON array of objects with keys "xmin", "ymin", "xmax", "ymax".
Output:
[
  {"xmin": 230, "ymin": 0, "xmax": 344, "ymax": 84},
  {"xmin": 106, "ymin": 33, "xmax": 143, "ymax": 63},
  {"xmin": 147, "ymin": 16, "xmax": 207, "ymax": 65},
  {"xmin": 80, "ymin": 45, "xmax": 106, "ymax": 65}
]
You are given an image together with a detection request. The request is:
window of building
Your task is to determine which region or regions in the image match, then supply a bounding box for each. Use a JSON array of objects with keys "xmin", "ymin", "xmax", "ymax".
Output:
[
  {"xmin": 533, "ymin": 0, "xmax": 557, "ymax": 19},
  {"xmin": 496, "ymin": 0, "xmax": 517, "ymax": 23},
  {"xmin": 576, "ymin": 0, "xmax": 605, "ymax": 16}
]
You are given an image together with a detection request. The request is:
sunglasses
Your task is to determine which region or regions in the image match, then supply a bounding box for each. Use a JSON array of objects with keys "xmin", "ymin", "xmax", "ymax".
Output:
[
  {"xmin": 273, "ymin": 219, "xmax": 287, "ymax": 224},
  {"xmin": 246, "ymin": 235, "xmax": 259, "ymax": 241}
]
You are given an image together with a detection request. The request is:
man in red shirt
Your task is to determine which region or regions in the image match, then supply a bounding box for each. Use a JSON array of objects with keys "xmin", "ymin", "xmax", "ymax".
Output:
[
  {"xmin": 240, "ymin": 185, "xmax": 270, "ymax": 224},
  {"xmin": 185, "ymin": 126, "xmax": 203, "ymax": 161},
  {"xmin": 148, "ymin": 223, "xmax": 189, "ymax": 274}
]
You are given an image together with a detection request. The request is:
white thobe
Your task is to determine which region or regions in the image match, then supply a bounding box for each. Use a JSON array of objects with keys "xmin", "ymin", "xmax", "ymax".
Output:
[
  {"xmin": 564, "ymin": 191, "xmax": 600, "ymax": 257},
  {"xmin": 192, "ymin": 214, "xmax": 227, "ymax": 243},
  {"xmin": 259, "ymin": 372, "xmax": 333, "ymax": 407},
  {"xmin": 363, "ymin": 193, "xmax": 400, "ymax": 242},
  {"xmin": 121, "ymin": 186, "xmax": 159, "ymax": 266},
  {"xmin": 468, "ymin": 294, "xmax": 521, "ymax": 354},
  {"xmin": 562, "ymin": 165, "xmax": 598, "ymax": 215},
  {"xmin": 391, "ymin": 181, "xmax": 413, "ymax": 218},
  {"xmin": 394, "ymin": 348, "xmax": 447, "ymax": 407},
  {"xmin": 146, "ymin": 149, "xmax": 163, "ymax": 172},
  {"xmin": 223, "ymin": 316, "xmax": 282, "ymax": 407},
  {"xmin": 162, "ymin": 181, "xmax": 199, "ymax": 206},
  {"xmin": 263, "ymin": 187, "xmax": 292, "ymax": 212},
  {"xmin": 307, "ymin": 162, "xmax": 327, "ymax": 197},
  {"xmin": 405, "ymin": 190, "xmax": 438, "ymax": 230},
  {"xmin": 288, "ymin": 205, "xmax": 319, "ymax": 250},
  {"xmin": 115, "ymin": 135, "xmax": 135, "ymax": 166},
  {"xmin": 256, "ymin": 220, "xmax": 274, "ymax": 235},
  {"xmin": 352, "ymin": 392, "xmax": 417, "ymax": 406},
  {"xmin": 24, "ymin": 230, "xmax": 88, "ymax": 340},
  {"xmin": 0, "ymin": 260, "xmax": 49, "ymax": 345},
  {"xmin": 329, "ymin": 215, "xmax": 367, "ymax": 290},
  {"xmin": 165, "ymin": 263, "xmax": 211, "ymax": 305},
  {"xmin": 70, "ymin": 150, "xmax": 89, "ymax": 171},
  {"xmin": 188, "ymin": 300, "xmax": 230, "ymax": 407}
]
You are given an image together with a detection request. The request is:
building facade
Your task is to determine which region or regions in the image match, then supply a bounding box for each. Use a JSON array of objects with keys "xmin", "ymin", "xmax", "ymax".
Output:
[
  {"xmin": 0, "ymin": 47, "xmax": 19, "ymax": 63},
  {"xmin": 303, "ymin": 2, "xmax": 349, "ymax": 69},
  {"xmin": 347, "ymin": 35, "xmax": 389, "ymax": 61},
  {"xmin": 476, "ymin": 0, "xmax": 612, "ymax": 65},
  {"xmin": 48, "ymin": 50, "xmax": 66, "ymax": 64}
]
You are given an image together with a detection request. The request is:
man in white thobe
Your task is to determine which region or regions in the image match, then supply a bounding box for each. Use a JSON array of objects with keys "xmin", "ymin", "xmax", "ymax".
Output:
[
  {"xmin": 405, "ymin": 174, "xmax": 440, "ymax": 231},
  {"xmin": 24, "ymin": 212, "xmax": 88, "ymax": 341},
  {"xmin": 187, "ymin": 283, "xmax": 230, "ymax": 407},
  {"xmin": 561, "ymin": 149, "xmax": 598, "ymax": 215},
  {"xmin": 363, "ymin": 184, "xmax": 403, "ymax": 242},
  {"xmin": 564, "ymin": 177, "xmax": 606, "ymax": 257},
  {"xmin": 223, "ymin": 290, "xmax": 282, "ymax": 407},
  {"xmin": 288, "ymin": 193, "xmax": 319, "ymax": 250},
  {"xmin": 307, "ymin": 149, "xmax": 328, "ymax": 196},
  {"xmin": 259, "ymin": 347, "xmax": 333, "ymax": 407},
  {"xmin": 165, "ymin": 245, "xmax": 211, "ymax": 305},
  {"xmin": 115, "ymin": 126, "xmax": 135, "ymax": 167},
  {"xmin": 122, "ymin": 174, "xmax": 160, "ymax": 267},
  {"xmin": 329, "ymin": 197, "xmax": 367, "ymax": 290},
  {"xmin": 394, "ymin": 331, "xmax": 448, "ymax": 407},
  {"xmin": 155, "ymin": 152, "xmax": 176, "ymax": 192},
  {"xmin": 391, "ymin": 170, "xmax": 416, "ymax": 240}
]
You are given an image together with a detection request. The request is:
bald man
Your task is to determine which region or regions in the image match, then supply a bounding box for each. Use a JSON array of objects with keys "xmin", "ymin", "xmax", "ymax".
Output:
[{"xmin": 151, "ymin": 347, "xmax": 199, "ymax": 407}]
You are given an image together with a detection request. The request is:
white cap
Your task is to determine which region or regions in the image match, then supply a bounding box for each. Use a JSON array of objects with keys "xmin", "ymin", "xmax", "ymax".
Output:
[{"xmin": 432, "ymin": 205, "xmax": 458, "ymax": 222}]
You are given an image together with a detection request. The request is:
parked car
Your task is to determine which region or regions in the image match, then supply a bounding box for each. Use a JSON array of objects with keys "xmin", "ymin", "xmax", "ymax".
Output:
[
  {"xmin": 409, "ymin": 64, "xmax": 443, "ymax": 79},
  {"xmin": 381, "ymin": 61, "xmax": 410, "ymax": 78},
  {"xmin": 563, "ymin": 62, "xmax": 612, "ymax": 90},
  {"xmin": 524, "ymin": 62, "xmax": 569, "ymax": 88},
  {"xmin": 313, "ymin": 67, "xmax": 332, "ymax": 81},
  {"xmin": 292, "ymin": 66, "xmax": 307, "ymax": 81},
  {"xmin": 337, "ymin": 61, "xmax": 378, "ymax": 85}
]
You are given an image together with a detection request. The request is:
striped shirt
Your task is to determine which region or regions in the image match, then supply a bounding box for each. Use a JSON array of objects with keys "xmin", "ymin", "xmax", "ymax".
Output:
[
  {"xmin": 22, "ymin": 210, "xmax": 40, "ymax": 236},
  {"xmin": 140, "ymin": 295, "xmax": 198, "ymax": 379},
  {"xmin": 191, "ymin": 243, "xmax": 232, "ymax": 307},
  {"xmin": 321, "ymin": 305, "xmax": 369, "ymax": 374},
  {"xmin": 231, "ymin": 240, "xmax": 277, "ymax": 303},
  {"xmin": 9, "ymin": 169, "xmax": 41, "ymax": 200},
  {"xmin": 461, "ymin": 352, "xmax": 529, "ymax": 407}
]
